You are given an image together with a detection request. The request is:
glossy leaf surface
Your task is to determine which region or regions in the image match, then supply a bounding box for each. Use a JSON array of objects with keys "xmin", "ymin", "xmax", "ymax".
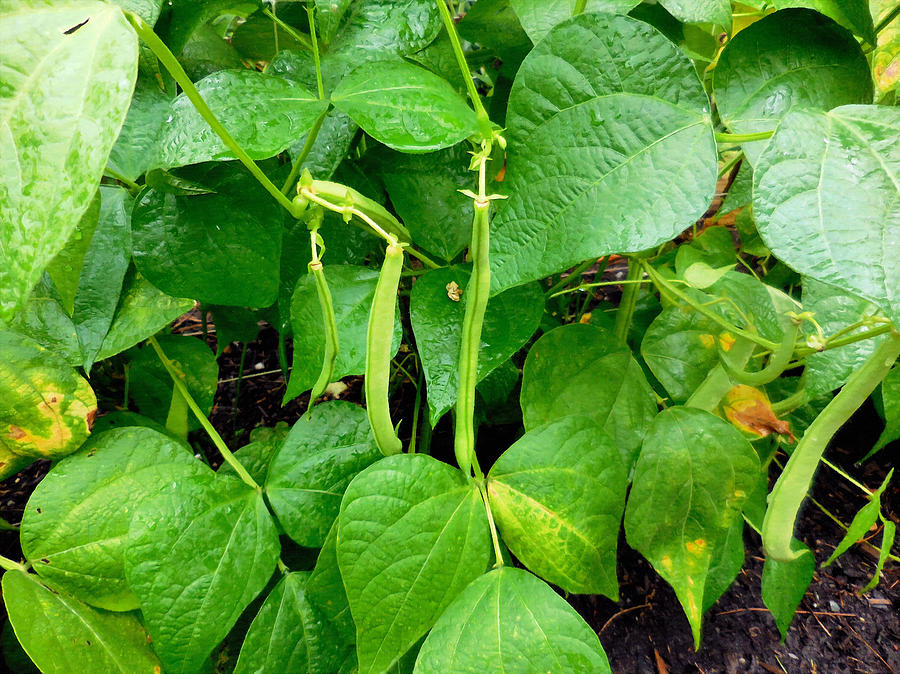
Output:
[
  {"xmin": 414, "ymin": 567, "xmax": 612, "ymax": 673},
  {"xmin": 773, "ymin": 1, "xmax": 875, "ymax": 43},
  {"xmin": 0, "ymin": 2, "xmax": 137, "ymax": 323},
  {"xmin": 266, "ymin": 401, "xmax": 381, "ymax": 547},
  {"xmin": 410, "ymin": 267, "xmax": 543, "ymax": 425},
  {"xmin": 754, "ymin": 105, "xmax": 900, "ymax": 325},
  {"xmin": 520, "ymin": 324, "xmax": 657, "ymax": 469},
  {"xmin": 21, "ymin": 427, "xmax": 205, "ymax": 611},
  {"xmin": 488, "ymin": 416, "xmax": 627, "ymax": 597},
  {"xmin": 510, "ymin": 0, "xmax": 640, "ymax": 43},
  {"xmin": 332, "ymin": 60, "xmax": 478, "ymax": 152},
  {"xmin": 624, "ymin": 407, "xmax": 758, "ymax": 647},
  {"xmin": 491, "ymin": 13, "xmax": 716, "ymax": 293},
  {"xmin": 107, "ymin": 74, "xmax": 170, "ymax": 181},
  {"xmin": 125, "ymin": 472, "xmax": 280, "ymax": 673},
  {"xmin": 2, "ymin": 570, "xmax": 161, "ymax": 674},
  {"xmin": 337, "ymin": 454, "xmax": 491, "ymax": 673},
  {"xmin": 658, "ymin": 0, "xmax": 731, "ymax": 26},
  {"xmin": 713, "ymin": 9, "xmax": 872, "ymax": 163}
]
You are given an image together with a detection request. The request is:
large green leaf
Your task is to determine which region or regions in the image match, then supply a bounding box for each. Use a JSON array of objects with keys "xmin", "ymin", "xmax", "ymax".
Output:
[
  {"xmin": 234, "ymin": 572, "xmax": 349, "ymax": 674},
  {"xmin": 152, "ymin": 69, "xmax": 328, "ymax": 169},
  {"xmin": 0, "ymin": 2, "xmax": 137, "ymax": 323},
  {"xmin": 265, "ymin": 401, "xmax": 381, "ymax": 547},
  {"xmin": 773, "ymin": 1, "xmax": 875, "ymax": 44},
  {"xmin": 132, "ymin": 164, "xmax": 283, "ymax": 307},
  {"xmin": 12, "ymin": 275, "xmax": 82, "ymax": 367},
  {"xmin": 754, "ymin": 105, "xmax": 900, "ymax": 325},
  {"xmin": 510, "ymin": 0, "xmax": 640, "ymax": 43},
  {"xmin": 713, "ymin": 9, "xmax": 872, "ymax": 163},
  {"xmin": 487, "ymin": 416, "xmax": 627, "ymax": 597},
  {"xmin": 0, "ymin": 331, "xmax": 96, "ymax": 478},
  {"xmin": 20, "ymin": 427, "xmax": 205, "ymax": 611},
  {"xmin": 125, "ymin": 472, "xmax": 280, "ymax": 673},
  {"xmin": 45, "ymin": 190, "xmax": 101, "ymax": 315},
  {"xmin": 490, "ymin": 13, "xmax": 717, "ymax": 293},
  {"xmin": 285, "ymin": 264, "xmax": 401, "ymax": 403},
  {"xmin": 414, "ymin": 567, "xmax": 612, "ymax": 673},
  {"xmin": 520, "ymin": 324, "xmax": 657, "ymax": 469},
  {"xmin": 870, "ymin": 366, "xmax": 900, "ymax": 459},
  {"xmin": 624, "ymin": 407, "xmax": 758, "ymax": 647},
  {"xmin": 871, "ymin": 0, "xmax": 900, "ymax": 97},
  {"xmin": 762, "ymin": 540, "xmax": 815, "ymax": 640},
  {"xmin": 316, "ymin": 0, "xmax": 352, "ymax": 43},
  {"xmin": 95, "ymin": 268, "xmax": 194, "ymax": 361},
  {"xmin": 2, "ymin": 570, "xmax": 161, "ymax": 674},
  {"xmin": 337, "ymin": 454, "xmax": 491, "ymax": 673},
  {"xmin": 332, "ymin": 60, "xmax": 478, "ymax": 152},
  {"xmin": 376, "ymin": 145, "xmax": 473, "ymax": 260},
  {"xmin": 306, "ymin": 521, "xmax": 355, "ymax": 643},
  {"xmin": 410, "ymin": 266, "xmax": 544, "ymax": 426},
  {"xmin": 658, "ymin": 0, "xmax": 731, "ymax": 26},
  {"xmin": 107, "ymin": 74, "xmax": 170, "ymax": 182}
]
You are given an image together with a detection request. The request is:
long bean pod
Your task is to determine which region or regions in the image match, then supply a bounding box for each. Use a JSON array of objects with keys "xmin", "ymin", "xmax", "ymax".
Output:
[
  {"xmin": 306, "ymin": 260, "xmax": 338, "ymax": 419},
  {"xmin": 719, "ymin": 319, "xmax": 798, "ymax": 386},
  {"xmin": 366, "ymin": 243, "xmax": 404, "ymax": 455},
  {"xmin": 762, "ymin": 330, "xmax": 900, "ymax": 561}
]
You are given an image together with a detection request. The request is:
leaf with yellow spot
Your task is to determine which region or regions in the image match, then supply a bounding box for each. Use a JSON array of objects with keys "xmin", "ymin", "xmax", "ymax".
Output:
[
  {"xmin": 871, "ymin": 0, "xmax": 900, "ymax": 96},
  {"xmin": 723, "ymin": 384, "xmax": 794, "ymax": 442},
  {"xmin": 0, "ymin": 331, "xmax": 96, "ymax": 478}
]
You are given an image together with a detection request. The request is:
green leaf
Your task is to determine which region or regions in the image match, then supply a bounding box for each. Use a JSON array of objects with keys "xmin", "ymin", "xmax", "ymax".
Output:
[
  {"xmin": 266, "ymin": 401, "xmax": 381, "ymax": 547},
  {"xmin": 869, "ymin": 366, "xmax": 900, "ymax": 459},
  {"xmin": 2, "ymin": 570, "xmax": 161, "ymax": 674},
  {"xmin": 20, "ymin": 426, "xmax": 205, "ymax": 611},
  {"xmin": 125, "ymin": 472, "xmax": 280, "ymax": 673},
  {"xmin": 762, "ymin": 539, "xmax": 815, "ymax": 640},
  {"xmin": 107, "ymin": 74, "xmax": 171, "ymax": 182},
  {"xmin": 153, "ymin": 69, "xmax": 328, "ymax": 169},
  {"xmin": 376, "ymin": 145, "xmax": 473, "ymax": 260},
  {"xmin": 801, "ymin": 278, "xmax": 889, "ymax": 398},
  {"xmin": 132, "ymin": 164, "xmax": 283, "ymax": 307},
  {"xmin": 414, "ymin": 567, "xmax": 612, "ymax": 673},
  {"xmin": 285, "ymin": 265, "xmax": 401, "ymax": 403},
  {"xmin": 713, "ymin": 9, "xmax": 872, "ymax": 164},
  {"xmin": 754, "ymin": 105, "xmax": 900, "ymax": 325},
  {"xmin": 658, "ymin": 0, "xmax": 731, "ymax": 26},
  {"xmin": 316, "ymin": 0, "xmax": 352, "ymax": 43},
  {"xmin": 95, "ymin": 268, "xmax": 194, "ymax": 361},
  {"xmin": 871, "ymin": 0, "xmax": 900, "ymax": 96},
  {"xmin": 0, "ymin": 330, "xmax": 97, "ymax": 477},
  {"xmin": 490, "ymin": 13, "xmax": 717, "ymax": 293},
  {"xmin": 45, "ymin": 190, "xmax": 101, "ymax": 316},
  {"xmin": 521, "ymin": 324, "xmax": 658, "ymax": 469},
  {"xmin": 209, "ymin": 305, "xmax": 259, "ymax": 357},
  {"xmin": 332, "ymin": 60, "xmax": 479, "ymax": 153},
  {"xmin": 337, "ymin": 454, "xmax": 491, "ymax": 673},
  {"xmin": 487, "ymin": 416, "xmax": 627, "ymax": 598},
  {"xmin": 0, "ymin": 2, "xmax": 138, "ymax": 323},
  {"xmin": 510, "ymin": 0, "xmax": 640, "ymax": 43},
  {"xmin": 674, "ymin": 226, "xmax": 736, "ymax": 277},
  {"xmin": 306, "ymin": 521, "xmax": 355, "ymax": 643},
  {"xmin": 410, "ymin": 267, "xmax": 544, "ymax": 426},
  {"xmin": 73, "ymin": 187, "xmax": 133, "ymax": 371},
  {"xmin": 861, "ymin": 520, "xmax": 895, "ymax": 593},
  {"xmin": 127, "ymin": 335, "xmax": 218, "ymax": 431},
  {"xmin": 624, "ymin": 406, "xmax": 759, "ymax": 647},
  {"xmin": 234, "ymin": 572, "xmax": 349, "ymax": 674},
  {"xmin": 823, "ymin": 471, "xmax": 892, "ymax": 567},
  {"xmin": 773, "ymin": 1, "xmax": 875, "ymax": 44},
  {"xmin": 12, "ymin": 276, "xmax": 82, "ymax": 367},
  {"xmin": 702, "ymin": 517, "xmax": 745, "ymax": 612}
]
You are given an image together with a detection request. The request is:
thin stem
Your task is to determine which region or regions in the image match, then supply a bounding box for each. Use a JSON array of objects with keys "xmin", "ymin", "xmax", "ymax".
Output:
[
  {"xmin": 281, "ymin": 110, "xmax": 328, "ymax": 195},
  {"xmin": 125, "ymin": 12, "xmax": 298, "ymax": 216},
  {"xmin": 301, "ymin": 190, "xmax": 398, "ymax": 245},
  {"xmin": 715, "ymin": 130, "xmax": 774, "ymax": 144},
  {"xmin": 104, "ymin": 167, "xmax": 141, "ymax": 193},
  {"xmin": 261, "ymin": 6, "xmax": 313, "ymax": 50},
  {"xmin": 573, "ymin": 0, "xmax": 588, "ymax": 14},
  {"xmin": 642, "ymin": 262, "xmax": 779, "ymax": 350},
  {"xmin": 808, "ymin": 496, "xmax": 900, "ymax": 564},
  {"xmin": 770, "ymin": 387, "xmax": 807, "ymax": 415},
  {"xmin": 613, "ymin": 259, "xmax": 643, "ymax": 343},
  {"xmin": 306, "ymin": 4, "xmax": 325, "ymax": 99},
  {"xmin": 410, "ymin": 365, "xmax": 423, "ymax": 454},
  {"xmin": 0, "ymin": 554, "xmax": 27, "ymax": 572},
  {"xmin": 545, "ymin": 258, "xmax": 598, "ymax": 296},
  {"xmin": 478, "ymin": 482, "xmax": 504, "ymax": 568},
  {"xmin": 796, "ymin": 324, "xmax": 894, "ymax": 357},
  {"xmin": 821, "ymin": 457, "xmax": 870, "ymax": 496},
  {"xmin": 874, "ymin": 4, "xmax": 900, "ymax": 38},
  {"xmin": 717, "ymin": 151, "xmax": 744, "ymax": 177},
  {"xmin": 277, "ymin": 330, "xmax": 289, "ymax": 380},
  {"xmin": 435, "ymin": 0, "xmax": 492, "ymax": 140},
  {"xmin": 551, "ymin": 277, "xmax": 656, "ymax": 298},
  {"xmin": 149, "ymin": 336, "xmax": 260, "ymax": 490},
  {"xmin": 404, "ymin": 245, "xmax": 441, "ymax": 270}
]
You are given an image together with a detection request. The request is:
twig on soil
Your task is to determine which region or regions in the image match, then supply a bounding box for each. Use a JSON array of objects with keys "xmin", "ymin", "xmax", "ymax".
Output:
[
  {"xmin": 841, "ymin": 618, "xmax": 896, "ymax": 673},
  {"xmin": 598, "ymin": 603, "xmax": 650, "ymax": 635}
]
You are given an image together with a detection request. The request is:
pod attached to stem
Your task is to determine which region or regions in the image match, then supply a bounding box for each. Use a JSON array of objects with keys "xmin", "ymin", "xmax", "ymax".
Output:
[{"xmin": 305, "ymin": 207, "xmax": 338, "ymax": 419}]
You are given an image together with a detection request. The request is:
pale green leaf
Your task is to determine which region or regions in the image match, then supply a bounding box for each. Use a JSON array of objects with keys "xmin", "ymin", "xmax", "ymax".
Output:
[
  {"xmin": 762, "ymin": 539, "xmax": 815, "ymax": 640},
  {"xmin": 510, "ymin": 0, "xmax": 640, "ymax": 43}
]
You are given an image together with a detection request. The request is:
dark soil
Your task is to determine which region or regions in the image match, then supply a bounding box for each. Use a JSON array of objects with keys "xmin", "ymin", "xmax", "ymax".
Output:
[{"xmin": 1, "ymin": 308, "xmax": 898, "ymax": 674}]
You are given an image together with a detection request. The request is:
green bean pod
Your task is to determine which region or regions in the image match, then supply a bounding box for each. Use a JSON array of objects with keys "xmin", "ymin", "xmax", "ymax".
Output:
[
  {"xmin": 366, "ymin": 244, "xmax": 404, "ymax": 456},
  {"xmin": 719, "ymin": 320, "xmax": 798, "ymax": 386},
  {"xmin": 306, "ymin": 261, "xmax": 338, "ymax": 419},
  {"xmin": 762, "ymin": 331, "xmax": 900, "ymax": 561},
  {"xmin": 305, "ymin": 179, "xmax": 411, "ymax": 243}
]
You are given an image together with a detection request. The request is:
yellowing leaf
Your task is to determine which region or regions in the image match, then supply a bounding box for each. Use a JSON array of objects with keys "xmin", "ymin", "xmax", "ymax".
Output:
[{"xmin": 723, "ymin": 384, "xmax": 794, "ymax": 441}]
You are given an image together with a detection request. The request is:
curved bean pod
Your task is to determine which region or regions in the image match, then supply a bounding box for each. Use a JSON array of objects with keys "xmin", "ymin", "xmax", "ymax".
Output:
[
  {"xmin": 305, "ymin": 260, "xmax": 338, "ymax": 419},
  {"xmin": 719, "ymin": 319, "xmax": 798, "ymax": 386}
]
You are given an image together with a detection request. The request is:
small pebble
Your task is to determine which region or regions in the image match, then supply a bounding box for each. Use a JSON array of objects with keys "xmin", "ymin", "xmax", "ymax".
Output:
[
  {"xmin": 829, "ymin": 600, "xmax": 840, "ymax": 612},
  {"xmin": 254, "ymin": 362, "xmax": 264, "ymax": 370}
]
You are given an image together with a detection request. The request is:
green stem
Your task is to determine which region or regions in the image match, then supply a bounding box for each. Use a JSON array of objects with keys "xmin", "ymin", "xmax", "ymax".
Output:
[
  {"xmin": 762, "ymin": 331, "xmax": 900, "ymax": 562},
  {"xmin": 642, "ymin": 262, "xmax": 779, "ymax": 351},
  {"xmin": 104, "ymin": 167, "xmax": 141, "ymax": 193},
  {"xmin": 795, "ymin": 323, "xmax": 894, "ymax": 357},
  {"xmin": 277, "ymin": 330, "xmax": 289, "ymax": 380},
  {"xmin": 545, "ymin": 258, "xmax": 598, "ymax": 297},
  {"xmin": 149, "ymin": 336, "xmax": 260, "ymax": 490},
  {"xmin": 613, "ymin": 258, "xmax": 642, "ymax": 343},
  {"xmin": 0, "ymin": 554, "xmax": 27, "ymax": 572},
  {"xmin": 770, "ymin": 387, "xmax": 807, "ymax": 415},
  {"xmin": 821, "ymin": 457, "xmax": 871, "ymax": 496},
  {"xmin": 455, "ymin": 159, "xmax": 491, "ymax": 479},
  {"xmin": 410, "ymin": 365, "xmax": 424, "ymax": 454},
  {"xmin": 261, "ymin": 6, "xmax": 313, "ymax": 50},
  {"xmin": 573, "ymin": 0, "xmax": 588, "ymax": 14},
  {"xmin": 125, "ymin": 12, "xmax": 298, "ymax": 216},
  {"xmin": 306, "ymin": 4, "xmax": 325, "ymax": 99},
  {"xmin": 435, "ymin": 0, "xmax": 492, "ymax": 140},
  {"xmin": 478, "ymin": 481, "xmax": 504, "ymax": 567},
  {"xmin": 551, "ymin": 277, "xmax": 651, "ymax": 298},
  {"xmin": 874, "ymin": 4, "xmax": 900, "ymax": 38},
  {"xmin": 281, "ymin": 110, "xmax": 328, "ymax": 195},
  {"xmin": 715, "ymin": 130, "xmax": 774, "ymax": 144}
]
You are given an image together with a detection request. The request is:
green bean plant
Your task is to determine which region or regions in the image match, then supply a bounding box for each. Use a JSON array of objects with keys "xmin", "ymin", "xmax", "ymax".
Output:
[{"xmin": 1, "ymin": 0, "xmax": 898, "ymax": 671}]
